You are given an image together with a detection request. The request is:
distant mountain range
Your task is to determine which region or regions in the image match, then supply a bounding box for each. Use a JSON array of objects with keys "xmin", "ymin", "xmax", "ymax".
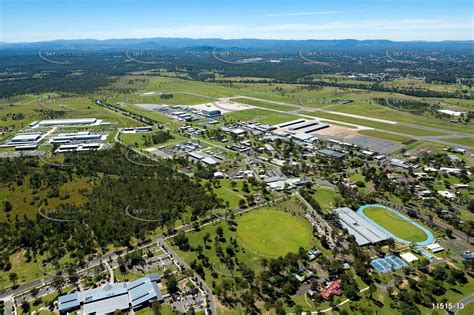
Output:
[{"xmin": 1, "ymin": 38, "xmax": 472, "ymax": 52}]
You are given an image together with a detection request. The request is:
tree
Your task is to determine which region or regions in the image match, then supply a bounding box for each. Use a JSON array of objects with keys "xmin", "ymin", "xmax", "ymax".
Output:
[
  {"xmin": 166, "ymin": 274, "xmax": 178, "ymax": 294},
  {"xmin": 151, "ymin": 300, "xmax": 162, "ymax": 314},
  {"xmin": 203, "ymin": 232, "xmax": 211, "ymax": 244},
  {"xmin": 369, "ymin": 283, "xmax": 376, "ymax": 299},
  {"xmin": 216, "ymin": 226, "xmax": 224, "ymax": 239},
  {"xmin": 344, "ymin": 284, "xmax": 360, "ymax": 300},
  {"xmin": 445, "ymin": 228, "xmax": 453, "ymax": 238},
  {"xmin": 3, "ymin": 200, "xmax": 12, "ymax": 213},
  {"xmin": 8, "ymin": 272, "xmax": 18, "ymax": 286},
  {"xmin": 52, "ymin": 277, "xmax": 65, "ymax": 293},
  {"xmin": 386, "ymin": 238, "xmax": 395, "ymax": 252},
  {"xmin": 21, "ymin": 301, "xmax": 30, "ymax": 314},
  {"xmin": 173, "ymin": 232, "xmax": 190, "ymax": 251}
]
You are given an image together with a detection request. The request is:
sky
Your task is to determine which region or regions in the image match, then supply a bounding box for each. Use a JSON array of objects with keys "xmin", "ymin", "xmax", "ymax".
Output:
[{"xmin": 1, "ymin": 0, "xmax": 473, "ymax": 42}]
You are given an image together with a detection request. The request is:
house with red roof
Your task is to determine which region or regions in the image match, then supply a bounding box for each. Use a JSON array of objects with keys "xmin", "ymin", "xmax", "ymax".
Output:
[{"xmin": 321, "ymin": 279, "xmax": 343, "ymax": 300}]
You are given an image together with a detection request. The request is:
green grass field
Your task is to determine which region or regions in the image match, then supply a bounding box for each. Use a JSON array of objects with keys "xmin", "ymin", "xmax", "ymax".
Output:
[
  {"xmin": 362, "ymin": 206, "xmax": 429, "ymax": 243},
  {"xmin": 127, "ymin": 92, "xmax": 213, "ymax": 106},
  {"xmin": 443, "ymin": 137, "xmax": 474, "ymax": 147},
  {"xmin": 458, "ymin": 301, "xmax": 474, "ymax": 315},
  {"xmin": 210, "ymin": 179, "xmax": 251, "ymax": 209},
  {"xmin": 312, "ymin": 188, "xmax": 340, "ymax": 211},
  {"xmin": 119, "ymin": 131, "xmax": 186, "ymax": 148},
  {"xmin": 236, "ymin": 209, "xmax": 313, "ymax": 257},
  {"xmin": 358, "ymin": 130, "xmax": 412, "ymax": 143},
  {"xmin": 224, "ymin": 108, "xmax": 298, "ymax": 125}
]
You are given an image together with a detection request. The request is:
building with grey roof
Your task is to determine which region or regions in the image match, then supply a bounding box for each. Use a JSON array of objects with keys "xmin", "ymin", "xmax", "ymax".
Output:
[
  {"xmin": 35, "ymin": 118, "xmax": 99, "ymax": 127},
  {"xmin": 278, "ymin": 119, "xmax": 305, "ymax": 128},
  {"xmin": 318, "ymin": 149, "xmax": 346, "ymax": 159},
  {"xmin": 288, "ymin": 120, "xmax": 320, "ymax": 131},
  {"xmin": 58, "ymin": 274, "xmax": 163, "ymax": 314},
  {"xmin": 333, "ymin": 207, "xmax": 389, "ymax": 246},
  {"xmin": 11, "ymin": 133, "xmax": 43, "ymax": 143}
]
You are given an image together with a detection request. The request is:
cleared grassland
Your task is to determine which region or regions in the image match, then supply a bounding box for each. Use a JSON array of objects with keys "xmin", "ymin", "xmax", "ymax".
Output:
[
  {"xmin": 363, "ymin": 206, "xmax": 428, "ymax": 243},
  {"xmin": 300, "ymin": 110, "xmax": 445, "ymax": 136},
  {"xmin": 0, "ymin": 177, "xmax": 92, "ymax": 222},
  {"xmin": 312, "ymin": 188, "xmax": 340, "ymax": 211},
  {"xmin": 358, "ymin": 130, "xmax": 412, "ymax": 143},
  {"xmin": 0, "ymin": 94, "xmax": 138, "ymax": 133},
  {"xmin": 443, "ymin": 137, "xmax": 474, "ymax": 147},
  {"xmin": 127, "ymin": 93, "xmax": 213, "ymax": 105},
  {"xmin": 236, "ymin": 209, "xmax": 313, "ymax": 257},
  {"xmin": 119, "ymin": 131, "xmax": 186, "ymax": 148},
  {"xmin": 225, "ymin": 108, "xmax": 298, "ymax": 125}
]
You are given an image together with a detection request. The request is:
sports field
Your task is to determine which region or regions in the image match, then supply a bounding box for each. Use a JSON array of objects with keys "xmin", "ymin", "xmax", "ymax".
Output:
[
  {"xmin": 236, "ymin": 209, "xmax": 313, "ymax": 257},
  {"xmin": 361, "ymin": 205, "xmax": 430, "ymax": 243}
]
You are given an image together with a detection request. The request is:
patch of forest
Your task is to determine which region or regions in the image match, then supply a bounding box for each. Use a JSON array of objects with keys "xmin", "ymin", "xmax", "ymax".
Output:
[{"xmin": 0, "ymin": 146, "xmax": 218, "ymax": 270}]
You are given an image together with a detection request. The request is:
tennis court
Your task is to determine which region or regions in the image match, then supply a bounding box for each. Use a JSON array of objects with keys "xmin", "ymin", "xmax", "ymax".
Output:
[{"xmin": 371, "ymin": 255, "xmax": 408, "ymax": 274}]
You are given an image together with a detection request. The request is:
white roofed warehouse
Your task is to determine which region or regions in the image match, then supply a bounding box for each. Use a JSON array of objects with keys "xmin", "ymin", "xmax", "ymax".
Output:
[
  {"xmin": 32, "ymin": 118, "xmax": 101, "ymax": 128},
  {"xmin": 57, "ymin": 274, "xmax": 163, "ymax": 314}
]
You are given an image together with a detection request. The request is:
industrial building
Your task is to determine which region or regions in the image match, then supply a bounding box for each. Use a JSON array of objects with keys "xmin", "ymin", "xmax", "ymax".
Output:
[
  {"xmin": 10, "ymin": 133, "xmax": 43, "ymax": 143},
  {"xmin": 278, "ymin": 119, "xmax": 305, "ymax": 128},
  {"xmin": 333, "ymin": 207, "xmax": 389, "ymax": 246},
  {"xmin": 31, "ymin": 118, "xmax": 100, "ymax": 128},
  {"xmin": 56, "ymin": 143, "xmax": 102, "ymax": 153},
  {"xmin": 188, "ymin": 151, "xmax": 220, "ymax": 165},
  {"xmin": 288, "ymin": 120, "xmax": 320, "ymax": 131},
  {"xmin": 318, "ymin": 149, "xmax": 346, "ymax": 159},
  {"xmin": 14, "ymin": 144, "xmax": 38, "ymax": 151},
  {"xmin": 201, "ymin": 108, "xmax": 222, "ymax": 117},
  {"xmin": 292, "ymin": 133, "xmax": 316, "ymax": 143},
  {"xmin": 50, "ymin": 131, "xmax": 104, "ymax": 143},
  {"xmin": 390, "ymin": 159, "xmax": 419, "ymax": 169},
  {"xmin": 123, "ymin": 127, "xmax": 153, "ymax": 134},
  {"xmin": 58, "ymin": 274, "xmax": 163, "ymax": 314},
  {"xmin": 302, "ymin": 124, "xmax": 329, "ymax": 133}
]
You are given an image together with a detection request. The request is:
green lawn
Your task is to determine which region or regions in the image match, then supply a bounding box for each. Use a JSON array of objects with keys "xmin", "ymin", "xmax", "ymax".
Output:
[
  {"xmin": 127, "ymin": 92, "xmax": 213, "ymax": 106},
  {"xmin": 119, "ymin": 131, "xmax": 186, "ymax": 148},
  {"xmin": 236, "ymin": 209, "xmax": 313, "ymax": 257},
  {"xmin": 362, "ymin": 206, "xmax": 429, "ymax": 243},
  {"xmin": 312, "ymin": 188, "xmax": 340, "ymax": 211},
  {"xmin": 211, "ymin": 180, "xmax": 247, "ymax": 209},
  {"xmin": 225, "ymin": 108, "xmax": 298, "ymax": 125},
  {"xmin": 443, "ymin": 137, "xmax": 474, "ymax": 147},
  {"xmin": 458, "ymin": 301, "xmax": 474, "ymax": 315},
  {"xmin": 358, "ymin": 130, "xmax": 412, "ymax": 143}
]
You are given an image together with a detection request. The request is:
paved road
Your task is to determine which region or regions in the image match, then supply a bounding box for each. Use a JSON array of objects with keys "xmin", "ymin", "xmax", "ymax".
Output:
[
  {"xmin": 158, "ymin": 237, "xmax": 217, "ymax": 315},
  {"xmin": 452, "ymin": 294, "xmax": 474, "ymax": 314}
]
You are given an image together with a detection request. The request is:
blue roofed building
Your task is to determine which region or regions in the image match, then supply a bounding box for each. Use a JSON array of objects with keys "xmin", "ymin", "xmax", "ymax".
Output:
[{"xmin": 58, "ymin": 274, "xmax": 163, "ymax": 314}]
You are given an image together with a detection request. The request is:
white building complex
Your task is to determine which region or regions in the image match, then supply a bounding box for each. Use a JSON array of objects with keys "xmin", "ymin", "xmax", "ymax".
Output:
[
  {"xmin": 30, "ymin": 118, "xmax": 102, "ymax": 128},
  {"xmin": 58, "ymin": 274, "xmax": 163, "ymax": 314}
]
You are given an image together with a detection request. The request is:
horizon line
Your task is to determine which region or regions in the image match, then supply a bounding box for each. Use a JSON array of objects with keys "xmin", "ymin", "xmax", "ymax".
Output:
[{"xmin": 1, "ymin": 36, "xmax": 473, "ymax": 45}]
